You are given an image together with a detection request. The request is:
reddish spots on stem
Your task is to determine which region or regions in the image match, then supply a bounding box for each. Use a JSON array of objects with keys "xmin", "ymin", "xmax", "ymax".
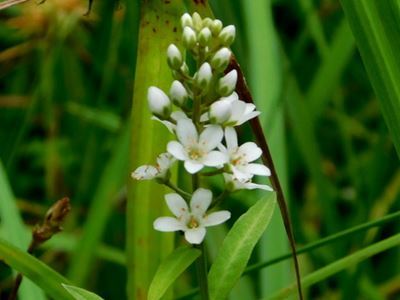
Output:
[
  {"xmin": 193, "ymin": 0, "xmax": 206, "ymax": 5},
  {"xmin": 152, "ymin": 27, "xmax": 156, "ymax": 33},
  {"xmin": 173, "ymin": 26, "xmax": 177, "ymax": 32}
]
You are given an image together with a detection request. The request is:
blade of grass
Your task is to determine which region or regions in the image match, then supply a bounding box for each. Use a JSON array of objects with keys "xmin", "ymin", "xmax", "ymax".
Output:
[
  {"xmin": 240, "ymin": 0, "xmax": 291, "ymax": 294},
  {"xmin": 0, "ymin": 160, "xmax": 46, "ymax": 300},
  {"xmin": 0, "ymin": 237, "xmax": 73, "ymax": 300},
  {"xmin": 67, "ymin": 124, "xmax": 130, "ymax": 285},
  {"xmin": 339, "ymin": 0, "xmax": 400, "ymax": 157},
  {"xmin": 268, "ymin": 233, "xmax": 400, "ymax": 299},
  {"xmin": 307, "ymin": 18, "xmax": 355, "ymax": 119},
  {"xmin": 127, "ymin": 1, "xmax": 185, "ymax": 299}
]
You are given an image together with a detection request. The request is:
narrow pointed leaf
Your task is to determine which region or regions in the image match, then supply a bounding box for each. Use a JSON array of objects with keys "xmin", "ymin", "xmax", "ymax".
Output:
[
  {"xmin": 62, "ymin": 284, "xmax": 104, "ymax": 300},
  {"xmin": 0, "ymin": 237, "xmax": 73, "ymax": 300},
  {"xmin": 148, "ymin": 247, "xmax": 201, "ymax": 300},
  {"xmin": 268, "ymin": 233, "xmax": 400, "ymax": 299},
  {"xmin": 340, "ymin": 0, "xmax": 400, "ymax": 157},
  {"xmin": 208, "ymin": 194, "xmax": 276, "ymax": 300}
]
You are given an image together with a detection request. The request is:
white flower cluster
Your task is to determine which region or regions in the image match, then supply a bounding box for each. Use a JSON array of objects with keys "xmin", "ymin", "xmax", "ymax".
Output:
[{"xmin": 131, "ymin": 13, "xmax": 273, "ymax": 244}]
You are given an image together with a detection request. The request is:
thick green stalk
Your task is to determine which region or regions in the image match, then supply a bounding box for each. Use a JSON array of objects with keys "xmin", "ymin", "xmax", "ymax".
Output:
[{"xmin": 127, "ymin": 1, "xmax": 184, "ymax": 299}]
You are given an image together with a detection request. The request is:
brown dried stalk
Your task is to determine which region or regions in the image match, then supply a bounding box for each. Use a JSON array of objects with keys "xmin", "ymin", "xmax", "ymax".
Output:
[
  {"xmin": 226, "ymin": 57, "xmax": 304, "ymax": 300},
  {"xmin": 8, "ymin": 197, "xmax": 71, "ymax": 300}
]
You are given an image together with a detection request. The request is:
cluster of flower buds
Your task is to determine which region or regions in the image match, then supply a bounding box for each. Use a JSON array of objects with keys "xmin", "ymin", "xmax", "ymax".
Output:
[{"xmin": 132, "ymin": 13, "xmax": 272, "ymax": 245}]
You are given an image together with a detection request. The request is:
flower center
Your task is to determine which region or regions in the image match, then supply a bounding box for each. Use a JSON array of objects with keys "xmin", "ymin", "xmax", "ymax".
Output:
[
  {"xmin": 188, "ymin": 147, "xmax": 203, "ymax": 160},
  {"xmin": 231, "ymin": 152, "xmax": 246, "ymax": 166},
  {"xmin": 187, "ymin": 216, "xmax": 200, "ymax": 229}
]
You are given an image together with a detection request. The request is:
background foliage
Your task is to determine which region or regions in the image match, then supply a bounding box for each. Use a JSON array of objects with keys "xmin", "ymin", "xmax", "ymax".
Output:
[{"xmin": 0, "ymin": 0, "xmax": 399, "ymax": 299}]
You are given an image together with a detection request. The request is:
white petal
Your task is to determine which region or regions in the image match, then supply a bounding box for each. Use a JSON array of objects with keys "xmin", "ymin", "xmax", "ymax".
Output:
[
  {"xmin": 184, "ymin": 227, "xmax": 206, "ymax": 244},
  {"xmin": 237, "ymin": 110, "xmax": 260, "ymax": 125},
  {"xmin": 229, "ymin": 100, "xmax": 247, "ymax": 123},
  {"xmin": 165, "ymin": 193, "xmax": 189, "ymax": 217},
  {"xmin": 151, "ymin": 116, "xmax": 176, "ymax": 133},
  {"xmin": 203, "ymin": 211, "xmax": 231, "ymax": 226},
  {"xmin": 220, "ymin": 92, "xmax": 239, "ymax": 103},
  {"xmin": 202, "ymin": 151, "xmax": 227, "ymax": 167},
  {"xmin": 184, "ymin": 160, "xmax": 204, "ymax": 174},
  {"xmin": 190, "ymin": 188, "xmax": 212, "ymax": 215},
  {"xmin": 176, "ymin": 119, "xmax": 198, "ymax": 146},
  {"xmin": 131, "ymin": 165, "xmax": 158, "ymax": 180},
  {"xmin": 154, "ymin": 217, "xmax": 184, "ymax": 232},
  {"xmin": 243, "ymin": 182, "xmax": 273, "ymax": 191},
  {"xmin": 156, "ymin": 153, "xmax": 174, "ymax": 170},
  {"xmin": 199, "ymin": 125, "xmax": 223, "ymax": 151},
  {"xmin": 167, "ymin": 141, "xmax": 187, "ymax": 161},
  {"xmin": 238, "ymin": 142, "xmax": 262, "ymax": 162},
  {"xmin": 225, "ymin": 127, "xmax": 238, "ymax": 150},
  {"xmin": 232, "ymin": 166, "xmax": 252, "ymax": 182},
  {"xmin": 243, "ymin": 163, "xmax": 271, "ymax": 176},
  {"xmin": 171, "ymin": 111, "xmax": 189, "ymax": 121}
]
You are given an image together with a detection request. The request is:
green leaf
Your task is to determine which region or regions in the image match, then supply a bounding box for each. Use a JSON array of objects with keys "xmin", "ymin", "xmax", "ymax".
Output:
[
  {"xmin": 0, "ymin": 160, "xmax": 46, "ymax": 300},
  {"xmin": 63, "ymin": 284, "xmax": 104, "ymax": 300},
  {"xmin": 208, "ymin": 194, "xmax": 276, "ymax": 300},
  {"xmin": 340, "ymin": 0, "xmax": 400, "ymax": 158},
  {"xmin": 0, "ymin": 237, "xmax": 73, "ymax": 300},
  {"xmin": 148, "ymin": 247, "xmax": 201, "ymax": 300},
  {"xmin": 268, "ymin": 232, "xmax": 400, "ymax": 299}
]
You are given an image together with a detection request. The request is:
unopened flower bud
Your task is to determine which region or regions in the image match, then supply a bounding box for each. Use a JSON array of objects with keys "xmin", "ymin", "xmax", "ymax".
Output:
[
  {"xmin": 181, "ymin": 13, "xmax": 193, "ymax": 28},
  {"xmin": 209, "ymin": 99, "xmax": 232, "ymax": 123},
  {"xmin": 198, "ymin": 27, "xmax": 212, "ymax": 47},
  {"xmin": 218, "ymin": 25, "xmax": 236, "ymax": 46},
  {"xmin": 217, "ymin": 70, "xmax": 237, "ymax": 96},
  {"xmin": 210, "ymin": 47, "xmax": 231, "ymax": 71},
  {"xmin": 195, "ymin": 62, "xmax": 212, "ymax": 89},
  {"xmin": 167, "ymin": 44, "xmax": 182, "ymax": 70},
  {"xmin": 202, "ymin": 17, "xmax": 213, "ymax": 28},
  {"xmin": 210, "ymin": 19, "xmax": 223, "ymax": 35},
  {"xmin": 183, "ymin": 26, "xmax": 197, "ymax": 49},
  {"xmin": 148, "ymin": 87, "xmax": 171, "ymax": 118},
  {"xmin": 169, "ymin": 80, "xmax": 188, "ymax": 106},
  {"xmin": 192, "ymin": 12, "xmax": 202, "ymax": 30}
]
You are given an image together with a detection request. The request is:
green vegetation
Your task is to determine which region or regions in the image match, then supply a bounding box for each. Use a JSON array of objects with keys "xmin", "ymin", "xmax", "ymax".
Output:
[{"xmin": 0, "ymin": 0, "xmax": 399, "ymax": 299}]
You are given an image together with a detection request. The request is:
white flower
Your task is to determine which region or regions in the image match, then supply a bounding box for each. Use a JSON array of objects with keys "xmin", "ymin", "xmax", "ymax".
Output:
[
  {"xmin": 223, "ymin": 173, "xmax": 273, "ymax": 192},
  {"xmin": 195, "ymin": 62, "xmax": 212, "ymax": 89},
  {"xmin": 223, "ymin": 92, "xmax": 260, "ymax": 126},
  {"xmin": 210, "ymin": 19, "xmax": 223, "ymax": 35},
  {"xmin": 167, "ymin": 44, "xmax": 183, "ymax": 70},
  {"xmin": 210, "ymin": 47, "xmax": 231, "ymax": 70},
  {"xmin": 218, "ymin": 25, "xmax": 236, "ymax": 46},
  {"xmin": 167, "ymin": 119, "xmax": 227, "ymax": 174},
  {"xmin": 209, "ymin": 99, "xmax": 232, "ymax": 124},
  {"xmin": 147, "ymin": 87, "xmax": 171, "ymax": 118},
  {"xmin": 169, "ymin": 80, "xmax": 188, "ymax": 106},
  {"xmin": 219, "ymin": 127, "xmax": 271, "ymax": 181},
  {"xmin": 131, "ymin": 153, "xmax": 175, "ymax": 180},
  {"xmin": 202, "ymin": 92, "xmax": 260, "ymax": 126},
  {"xmin": 217, "ymin": 70, "xmax": 237, "ymax": 96},
  {"xmin": 152, "ymin": 111, "xmax": 189, "ymax": 133},
  {"xmin": 183, "ymin": 26, "xmax": 197, "ymax": 49},
  {"xmin": 198, "ymin": 27, "xmax": 212, "ymax": 46},
  {"xmin": 181, "ymin": 13, "xmax": 193, "ymax": 28},
  {"xmin": 153, "ymin": 188, "xmax": 231, "ymax": 244}
]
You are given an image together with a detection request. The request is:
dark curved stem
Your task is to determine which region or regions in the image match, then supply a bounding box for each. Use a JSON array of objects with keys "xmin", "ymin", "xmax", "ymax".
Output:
[{"xmin": 226, "ymin": 58, "xmax": 304, "ymax": 300}]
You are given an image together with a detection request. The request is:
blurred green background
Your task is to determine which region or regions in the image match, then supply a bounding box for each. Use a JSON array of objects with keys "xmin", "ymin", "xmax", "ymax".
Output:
[{"xmin": 0, "ymin": 0, "xmax": 399, "ymax": 299}]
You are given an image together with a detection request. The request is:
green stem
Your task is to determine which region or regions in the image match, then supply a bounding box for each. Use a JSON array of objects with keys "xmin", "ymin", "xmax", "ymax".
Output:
[
  {"xmin": 163, "ymin": 180, "xmax": 191, "ymax": 199},
  {"xmin": 209, "ymin": 189, "xmax": 230, "ymax": 209},
  {"xmin": 200, "ymin": 169, "xmax": 224, "ymax": 177},
  {"xmin": 195, "ymin": 244, "xmax": 209, "ymax": 300}
]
